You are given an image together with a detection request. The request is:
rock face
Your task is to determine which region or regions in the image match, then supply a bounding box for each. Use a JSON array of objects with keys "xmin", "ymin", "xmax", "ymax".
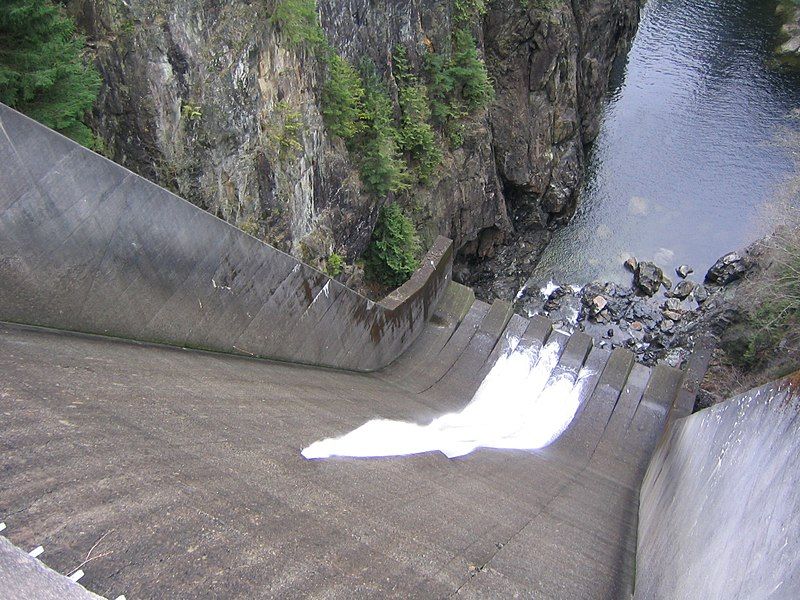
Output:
[{"xmin": 68, "ymin": 0, "xmax": 641, "ymax": 271}]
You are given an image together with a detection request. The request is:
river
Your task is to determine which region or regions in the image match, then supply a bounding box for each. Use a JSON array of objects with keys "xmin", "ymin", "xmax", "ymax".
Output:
[{"xmin": 527, "ymin": 0, "xmax": 800, "ymax": 288}]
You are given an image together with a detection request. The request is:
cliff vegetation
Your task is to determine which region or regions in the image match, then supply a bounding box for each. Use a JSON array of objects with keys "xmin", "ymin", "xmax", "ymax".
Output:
[
  {"xmin": 3, "ymin": 0, "xmax": 641, "ymax": 293},
  {"xmin": 0, "ymin": 0, "xmax": 100, "ymax": 147}
]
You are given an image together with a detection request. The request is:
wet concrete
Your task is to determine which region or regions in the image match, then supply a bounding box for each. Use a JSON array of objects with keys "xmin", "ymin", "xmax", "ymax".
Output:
[{"xmin": 636, "ymin": 374, "xmax": 800, "ymax": 599}]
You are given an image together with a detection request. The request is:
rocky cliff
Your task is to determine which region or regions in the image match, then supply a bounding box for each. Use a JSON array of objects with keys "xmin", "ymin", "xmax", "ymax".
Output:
[{"xmin": 69, "ymin": 0, "xmax": 640, "ymax": 281}]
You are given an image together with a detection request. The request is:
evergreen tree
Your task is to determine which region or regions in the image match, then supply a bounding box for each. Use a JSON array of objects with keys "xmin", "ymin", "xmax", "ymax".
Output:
[
  {"xmin": 322, "ymin": 54, "xmax": 365, "ymax": 140},
  {"xmin": 356, "ymin": 66, "xmax": 409, "ymax": 197},
  {"xmin": 0, "ymin": 0, "xmax": 101, "ymax": 147},
  {"xmin": 393, "ymin": 46, "xmax": 442, "ymax": 184},
  {"xmin": 364, "ymin": 203, "xmax": 421, "ymax": 287}
]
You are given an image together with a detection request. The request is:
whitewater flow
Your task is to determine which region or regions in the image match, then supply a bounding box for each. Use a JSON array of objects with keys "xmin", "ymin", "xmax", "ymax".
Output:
[{"xmin": 301, "ymin": 339, "xmax": 593, "ymax": 460}]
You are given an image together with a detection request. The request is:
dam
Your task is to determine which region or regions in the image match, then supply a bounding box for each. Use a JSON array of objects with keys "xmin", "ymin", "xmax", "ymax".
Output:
[{"xmin": 1, "ymin": 104, "xmax": 799, "ymax": 598}]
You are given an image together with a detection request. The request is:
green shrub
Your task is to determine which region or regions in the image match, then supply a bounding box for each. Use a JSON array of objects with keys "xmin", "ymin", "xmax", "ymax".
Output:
[
  {"xmin": 325, "ymin": 252, "xmax": 344, "ymax": 276},
  {"xmin": 181, "ymin": 103, "xmax": 202, "ymax": 121},
  {"xmin": 356, "ymin": 66, "xmax": 409, "ymax": 196},
  {"xmin": 393, "ymin": 47, "xmax": 442, "ymax": 183},
  {"xmin": 364, "ymin": 203, "xmax": 421, "ymax": 287},
  {"xmin": 265, "ymin": 100, "xmax": 304, "ymax": 159},
  {"xmin": 270, "ymin": 0, "xmax": 326, "ymax": 47},
  {"xmin": 0, "ymin": 0, "xmax": 101, "ymax": 147},
  {"xmin": 239, "ymin": 218, "xmax": 260, "ymax": 237},
  {"xmin": 322, "ymin": 54, "xmax": 365, "ymax": 140}
]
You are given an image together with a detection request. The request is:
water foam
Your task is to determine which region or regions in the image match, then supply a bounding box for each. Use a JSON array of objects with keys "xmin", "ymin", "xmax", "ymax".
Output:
[{"xmin": 302, "ymin": 340, "xmax": 592, "ymax": 460}]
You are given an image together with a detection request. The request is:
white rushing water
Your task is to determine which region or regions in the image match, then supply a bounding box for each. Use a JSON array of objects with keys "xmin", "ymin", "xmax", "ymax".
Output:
[{"xmin": 302, "ymin": 340, "xmax": 593, "ymax": 460}]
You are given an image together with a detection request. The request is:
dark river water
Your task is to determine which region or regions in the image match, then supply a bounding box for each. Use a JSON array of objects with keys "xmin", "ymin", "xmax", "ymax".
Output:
[{"xmin": 528, "ymin": 0, "xmax": 800, "ymax": 287}]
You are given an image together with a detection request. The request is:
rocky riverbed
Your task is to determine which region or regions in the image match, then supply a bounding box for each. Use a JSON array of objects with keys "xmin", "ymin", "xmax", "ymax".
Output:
[{"xmin": 505, "ymin": 249, "xmax": 757, "ymax": 369}]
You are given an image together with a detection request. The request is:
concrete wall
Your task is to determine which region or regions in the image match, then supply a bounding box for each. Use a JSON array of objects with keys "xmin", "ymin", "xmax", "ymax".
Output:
[
  {"xmin": 0, "ymin": 104, "xmax": 452, "ymax": 371},
  {"xmin": 635, "ymin": 374, "xmax": 800, "ymax": 599}
]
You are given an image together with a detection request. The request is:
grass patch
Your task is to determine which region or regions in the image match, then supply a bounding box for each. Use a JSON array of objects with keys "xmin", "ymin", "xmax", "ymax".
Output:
[{"xmin": 741, "ymin": 222, "xmax": 800, "ymax": 369}]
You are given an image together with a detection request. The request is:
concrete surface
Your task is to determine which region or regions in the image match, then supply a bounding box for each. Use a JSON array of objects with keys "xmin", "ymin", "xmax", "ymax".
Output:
[
  {"xmin": 636, "ymin": 374, "xmax": 800, "ymax": 599},
  {"xmin": 0, "ymin": 304, "xmax": 676, "ymax": 598},
  {"xmin": 0, "ymin": 103, "xmax": 451, "ymax": 371},
  {"xmin": 0, "ymin": 536, "xmax": 103, "ymax": 600},
  {"xmin": 1, "ymin": 100, "xmax": 739, "ymax": 600}
]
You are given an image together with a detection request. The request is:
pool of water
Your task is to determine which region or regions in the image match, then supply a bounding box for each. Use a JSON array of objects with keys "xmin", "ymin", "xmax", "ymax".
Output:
[{"xmin": 528, "ymin": 0, "xmax": 800, "ymax": 287}]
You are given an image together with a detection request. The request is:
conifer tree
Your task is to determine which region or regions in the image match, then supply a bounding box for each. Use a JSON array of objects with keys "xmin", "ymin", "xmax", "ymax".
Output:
[{"xmin": 0, "ymin": 0, "xmax": 101, "ymax": 147}]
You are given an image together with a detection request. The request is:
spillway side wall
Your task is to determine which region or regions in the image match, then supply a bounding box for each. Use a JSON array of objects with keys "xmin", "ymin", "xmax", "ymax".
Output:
[
  {"xmin": 0, "ymin": 104, "xmax": 452, "ymax": 371},
  {"xmin": 634, "ymin": 373, "xmax": 800, "ymax": 598}
]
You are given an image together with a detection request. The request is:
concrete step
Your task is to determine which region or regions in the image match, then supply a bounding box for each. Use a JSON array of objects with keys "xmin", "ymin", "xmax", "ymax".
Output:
[
  {"xmin": 550, "ymin": 331, "xmax": 593, "ymax": 379},
  {"xmin": 623, "ymin": 363, "xmax": 684, "ymax": 465},
  {"xmin": 422, "ymin": 300, "xmax": 514, "ymax": 401},
  {"xmin": 549, "ymin": 347, "xmax": 636, "ymax": 466},
  {"xmin": 401, "ymin": 298, "xmax": 491, "ymax": 394},
  {"xmin": 475, "ymin": 313, "xmax": 530, "ymax": 382},
  {"xmin": 517, "ymin": 314, "xmax": 553, "ymax": 355}
]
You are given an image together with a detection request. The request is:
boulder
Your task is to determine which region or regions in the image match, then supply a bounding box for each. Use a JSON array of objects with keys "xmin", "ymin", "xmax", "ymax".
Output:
[
  {"xmin": 705, "ymin": 252, "xmax": 750, "ymax": 285},
  {"xmin": 676, "ymin": 264, "xmax": 693, "ymax": 279},
  {"xmin": 672, "ymin": 280, "xmax": 696, "ymax": 300},
  {"xmin": 592, "ymin": 295, "xmax": 608, "ymax": 313},
  {"xmin": 634, "ymin": 261, "xmax": 664, "ymax": 296},
  {"xmin": 581, "ymin": 282, "xmax": 606, "ymax": 309},
  {"xmin": 543, "ymin": 286, "xmax": 570, "ymax": 312},
  {"xmin": 692, "ymin": 283, "xmax": 709, "ymax": 304}
]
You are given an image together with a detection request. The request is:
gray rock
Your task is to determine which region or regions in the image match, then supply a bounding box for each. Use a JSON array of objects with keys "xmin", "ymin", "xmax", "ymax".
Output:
[
  {"xmin": 543, "ymin": 286, "xmax": 570, "ymax": 312},
  {"xmin": 676, "ymin": 264, "xmax": 693, "ymax": 279},
  {"xmin": 661, "ymin": 274, "xmax": 673, "ymax": 290},
  {"xmin": 624, "ymin": 257, "xmax": 638, "ymax": 272},
  {"xmin": 663, "ymin": 309, "xmax": 682, "ymax": 321},
  {"xmin": 705, "ymin": 252, "xmax": 750, "ymax": 286},
  {"xmin": 672, "ymin": 280, "xmax": 696, "ymax": 300},
  {"xmin": 692, "ymin": 284, "xmax": 709, "ymax": 304},
  {"xmin": 663, "ymin": 297, "xmax": 683, "ymax": 312},
  {"xmin": 634, "ymin": 261, "xmax": 664, "ymax": 296},
  {"xmin": 660, "ymin": 319, "xmax": 675, "ymax": 333}
]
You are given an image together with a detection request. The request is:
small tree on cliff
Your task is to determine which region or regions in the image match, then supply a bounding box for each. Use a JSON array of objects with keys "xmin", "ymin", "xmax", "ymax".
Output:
[{"xmin": 0, "ymin": 0, "xmax": 101, "ymax": 147}]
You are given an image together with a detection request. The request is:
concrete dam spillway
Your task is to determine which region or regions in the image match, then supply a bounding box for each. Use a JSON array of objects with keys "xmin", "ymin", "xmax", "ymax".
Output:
[{"xmin": 0, "ymin": 104, "xmax": 798, "ymax": 598}]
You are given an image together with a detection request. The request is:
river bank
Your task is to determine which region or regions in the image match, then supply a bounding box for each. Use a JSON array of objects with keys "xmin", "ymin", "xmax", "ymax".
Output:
[{"xmin": 459, "ymin": 0, "xmax": 800, "ymax": 295}]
